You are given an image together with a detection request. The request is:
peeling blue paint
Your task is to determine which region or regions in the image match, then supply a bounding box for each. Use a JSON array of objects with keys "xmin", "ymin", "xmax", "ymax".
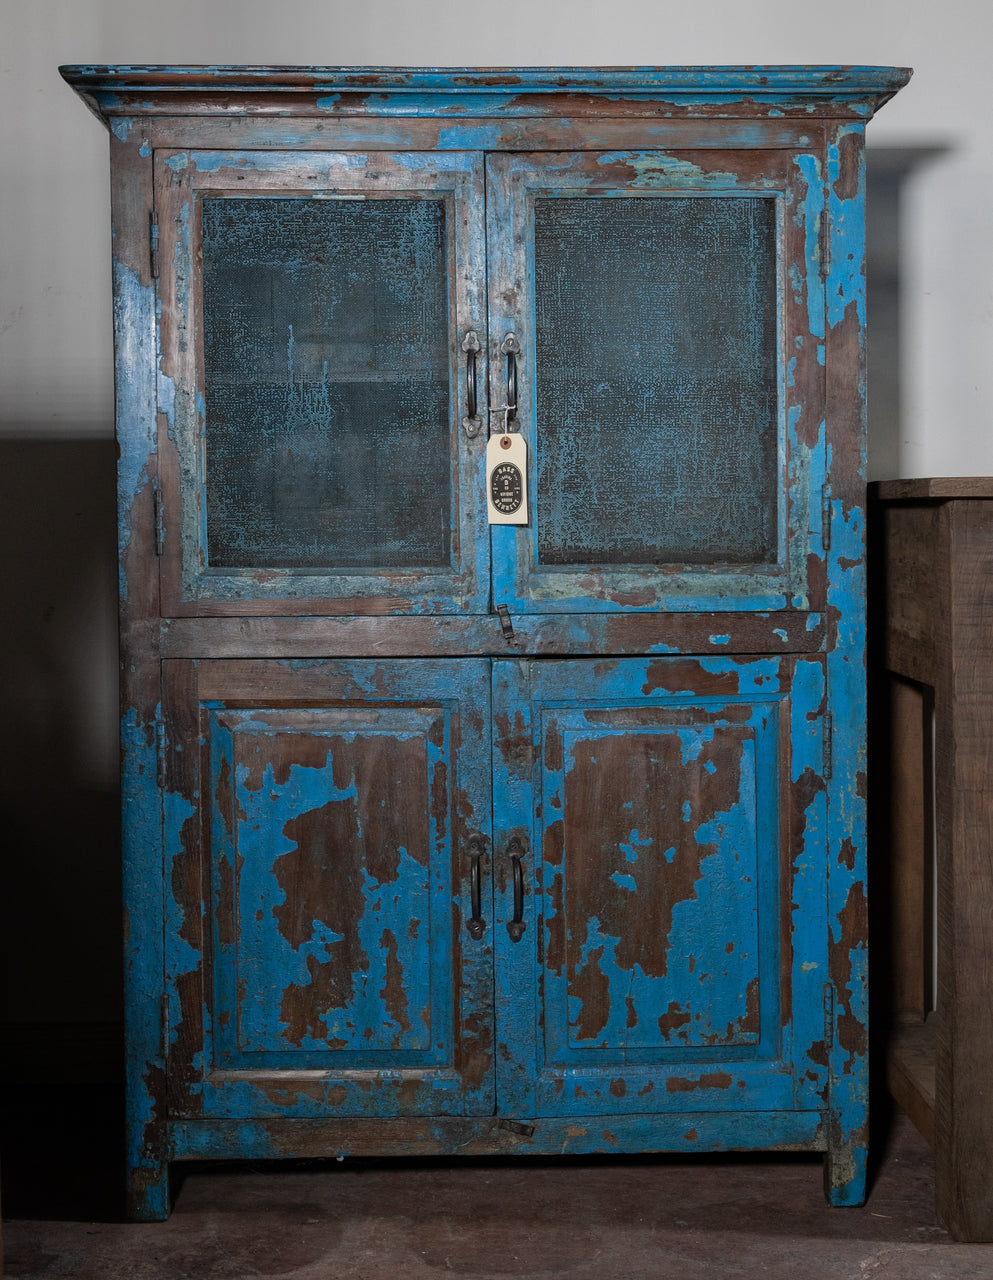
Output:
[
  {"xmin": 112, "ymin": 259, "xmax": 156, "ymax": 600},
  {"xmin": 826, "ymin": 125, "xmax": 867, "ymax": 329},
  {"xmin": 795, "ymin": 153, "xmax": 826, "ymax": 342},
  {"xmin": 64, "ymin": 61, "xmax": 907, "ymax": 1218}
]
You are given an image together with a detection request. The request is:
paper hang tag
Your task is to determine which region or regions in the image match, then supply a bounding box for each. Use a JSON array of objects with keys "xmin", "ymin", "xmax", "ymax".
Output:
[{"xmin": 486, "ymin": 433, "xmax": 529, "ymax": 525}]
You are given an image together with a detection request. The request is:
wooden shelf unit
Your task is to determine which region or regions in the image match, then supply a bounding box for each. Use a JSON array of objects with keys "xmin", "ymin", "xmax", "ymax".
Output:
[{"xmin": 872, "ymin": 478, "xmax": 993, "ymax": 1242}]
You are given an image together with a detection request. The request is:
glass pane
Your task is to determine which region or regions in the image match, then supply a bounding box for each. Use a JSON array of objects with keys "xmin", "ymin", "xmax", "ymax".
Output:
[
  {"xmin": 201, "ymin": 197, "xmax": 451, "ymax": 569},
  {"xmin": 533, "ymin": 196, "xmax": 778, "ymax": 567}
]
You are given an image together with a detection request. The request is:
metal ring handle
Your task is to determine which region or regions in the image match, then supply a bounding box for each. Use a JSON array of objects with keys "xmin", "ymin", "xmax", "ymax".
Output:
[
  {"xmin": 461, "ymin": 331, "xmax": 482, "ymax": 438},
  {"xmin": 507, "ymin": 835, "xmax": 526, "ymax": 942},
  {"xmin": 501, "ymin": 333, "xmax": 521, "ymax": 423}
]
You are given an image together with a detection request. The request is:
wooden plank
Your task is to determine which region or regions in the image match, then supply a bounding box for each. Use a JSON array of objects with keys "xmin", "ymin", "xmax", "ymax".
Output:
[
  {"xmin": 932, "ymin": 498, "xmax": 993, "ymax": 1240},
  {"xmin": 168, "ymin": 1109, "xmax": 826, "ymax": 1162},
  {"xmin": 145, "ymin": 115, "xmax": 821, "ymax": 154},
  {"xmin": 160, "ymin": 612, "xmax": 827, "ymax": 659},
  {"xmin": 885, "ymin": 676, "xmax": 930, "ymax": 1019},
  {"xmin": 872, "ymin": 478, "xmax": 993, "ymax": 501},
  {"xmin": 879, "ymin": 501, "xmax": 941, "ymax": 684},
  {"xmin": 887, "ymin": 1017, "xmax": 936, "ymax": 1147}
]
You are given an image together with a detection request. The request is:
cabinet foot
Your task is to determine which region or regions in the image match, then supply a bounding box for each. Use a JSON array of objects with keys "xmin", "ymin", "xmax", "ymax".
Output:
[
  {"xmin": 127, "ymin": 1162, "xmax": 172, "ymax": 1223},
  {"xmin": 823, "ymin": 1137, "xmax": 868, "ymax": 1207}
]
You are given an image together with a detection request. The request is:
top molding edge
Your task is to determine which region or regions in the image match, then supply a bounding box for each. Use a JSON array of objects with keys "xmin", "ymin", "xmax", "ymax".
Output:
[{"xmin": 60, "ymin": 64, "xmax": 912, "ymax": 121}]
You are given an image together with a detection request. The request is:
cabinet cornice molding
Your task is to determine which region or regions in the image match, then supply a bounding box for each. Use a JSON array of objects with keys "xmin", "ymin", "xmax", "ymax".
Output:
[{"xmin": 60, "ymin": 64, "xmax": 912, "ymax": 124}]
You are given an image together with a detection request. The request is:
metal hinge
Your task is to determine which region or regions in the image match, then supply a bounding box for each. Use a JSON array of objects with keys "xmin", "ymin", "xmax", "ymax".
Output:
[
  {"xmin": 821, "ymin": 486, "xmax": 832, "ymax": 554},
  {"xmin": 152, "ymin": 479, "xmax": 164, "ymax": 556},
  {"xmin": 149, "ymin": 210, "xmax": 160, "ymax": 280},
  {"xmin": 823, "ymin": 712, "xmax": 834, "ymax": 781}
]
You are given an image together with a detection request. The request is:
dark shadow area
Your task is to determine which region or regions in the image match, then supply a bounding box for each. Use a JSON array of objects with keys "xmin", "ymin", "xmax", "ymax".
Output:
[
  {"xmin": 0, "ymin": 1084, "xmax": 126, "ymax": 1223},
  {"xmin": 0, "ymin": 439, "xmax": 125, "ymax": 1231},
  {"xmin": 0, "ymin": 438, "xmax": 122, "ymax": 1035}
]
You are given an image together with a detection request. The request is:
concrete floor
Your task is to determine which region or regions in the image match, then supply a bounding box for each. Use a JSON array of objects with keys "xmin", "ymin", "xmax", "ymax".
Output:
[{"xmin": 2, "ymin": 1089, "xmax": 992, "ymax": 1279}]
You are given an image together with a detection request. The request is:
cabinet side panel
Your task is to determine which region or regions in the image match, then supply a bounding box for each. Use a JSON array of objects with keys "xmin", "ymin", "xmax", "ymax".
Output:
[
  {"xmin": 110, "ymin": 123, "xmax": 169, "ymax": 1222},
  {"xmin": 822, "ymin": 120, "xmax": 869, "ymax": 1207}
]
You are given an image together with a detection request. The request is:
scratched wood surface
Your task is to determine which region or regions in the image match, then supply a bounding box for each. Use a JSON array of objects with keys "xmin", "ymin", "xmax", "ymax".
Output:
[{"xmin": 61, "ymin": 65, "xmax": 910, "ymax": 1221}]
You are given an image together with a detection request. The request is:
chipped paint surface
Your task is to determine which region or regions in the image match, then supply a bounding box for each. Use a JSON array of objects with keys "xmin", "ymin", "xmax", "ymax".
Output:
[
  {"xmin": 493, "ymin": 657, "xmax": 827, "ymax": 1120},
  {"xmin": 164, "ymin": 659, "xmax": 494, "ymax": 1122},
  {"xmin": 64, "ymin": 65, "xmax": 905, "ymax": 1219}
]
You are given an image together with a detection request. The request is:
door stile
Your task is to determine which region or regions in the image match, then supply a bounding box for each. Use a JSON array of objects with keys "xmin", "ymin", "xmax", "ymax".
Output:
[{"xmin": 491, "ymin": 659, "xmax": 541, "ymax": 1117}]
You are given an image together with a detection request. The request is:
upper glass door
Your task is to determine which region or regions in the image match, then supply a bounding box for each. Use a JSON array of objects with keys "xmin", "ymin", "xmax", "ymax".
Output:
[
  {"xmin": 155, "ymin": 150, "xmax": 488, "ymax": 615},
  {"xmin": 485, "ymin": 150, "xmax": 827, "ymax": 614}
]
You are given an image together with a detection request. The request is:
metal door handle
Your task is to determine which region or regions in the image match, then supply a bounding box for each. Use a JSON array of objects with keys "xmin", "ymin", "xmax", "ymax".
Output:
[
  {"xmin": 506, "ymin": 835, "xmax": 526, "ymax": 942},
  {"xmin": 462, "ymin": 330, "xmax": 482, "ymax": 437},
  {"xmin": 501, "ymin": 333, "xmax": 521, "ymax": 423},
  {"xmin": 467, "ymin": 835, "xmax": 485, "ymax": 940}
]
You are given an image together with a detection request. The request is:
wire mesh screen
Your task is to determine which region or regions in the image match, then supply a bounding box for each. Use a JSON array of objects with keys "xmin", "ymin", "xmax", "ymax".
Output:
[
  {"xmin": 201, "ymin": 196, "xmax": 452, "ymax": 570},
  {"xmin": 533, "ymin": 195, "xmax": 779, "ymax": 567}
]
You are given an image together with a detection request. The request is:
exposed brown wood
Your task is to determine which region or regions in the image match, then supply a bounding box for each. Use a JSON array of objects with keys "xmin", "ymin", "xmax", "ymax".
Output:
[
  {"xmin": 934, "ymin": 498, "xmax": 993, "ymax": 1241},
  {"xmin": 109, "ymin": 128, "xmax": 167, "ymax": 1223},
  {"xmin": 168, "ymin": 1114, "xmax": 826, "ymax": 1162},
  {"xmin": 873, "ymin": 484, "xmax": 993, "ymax": 1241},
  {"xmin": 160, "ymin": 612, "xmax": 827, "ymax": 659},
  {"xmin": 885, "ymin": 677, "xmax": 930, "ymax": 1018},
  {"xmin": 872, "ymin": 478, "xmax": 993, "ymax": 501},
  {"xmin": 887, "ymin": 1016, "xmax": 936, "ymax": 1147},
  {"xmin": 878, "ymin": 501, "xmax": 941, "ymax": 684},
  {"xmin": 145, "ymin": 116, "xmax": 819, "ymax": 154},
  {"xmin": 61, "ymin": 64, "xmax": 902, "ymax": 124},
  {"xmin": 161, "ymin": 660, "xmax": 206, "ymax": 1120}
]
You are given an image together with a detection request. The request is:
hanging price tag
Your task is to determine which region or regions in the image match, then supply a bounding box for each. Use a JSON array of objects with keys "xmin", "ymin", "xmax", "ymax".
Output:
[{"xmin": 486, "ymin": 433, "xmax": 529, "ymax": 525}]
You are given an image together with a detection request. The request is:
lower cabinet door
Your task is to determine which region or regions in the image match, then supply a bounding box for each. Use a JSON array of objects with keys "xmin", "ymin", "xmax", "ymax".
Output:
[
  {"xmin": 161, "ymin": 658, "xmax": 495, "ymax": 1119},
  {"xmin": 492, "ymin": 656, "xmax": 830, "ymax": 1125},
  {"xmin": 161, "ymin": 653, "xmax": 829, "ymax": 1137}
]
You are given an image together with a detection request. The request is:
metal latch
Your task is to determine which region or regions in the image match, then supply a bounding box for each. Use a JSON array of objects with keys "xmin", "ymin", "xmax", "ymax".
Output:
[
  {"xmin": 496, "ymin": 604, "xmax": 514, "ymax": 640},
  {"xmin": 496, "ymin": 1117, "xmax": 536, "ymax": 1138}
]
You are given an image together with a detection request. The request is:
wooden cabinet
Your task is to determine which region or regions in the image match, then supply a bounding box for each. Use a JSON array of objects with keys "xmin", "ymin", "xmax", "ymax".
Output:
[{"xmin": 62, "ymin": 64, "xmax": 909, "ymax": 1220}]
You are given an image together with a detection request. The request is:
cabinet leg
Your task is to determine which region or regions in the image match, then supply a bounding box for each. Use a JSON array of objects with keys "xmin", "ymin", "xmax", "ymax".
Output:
[
  {"xmin": 823, "ymin": 1128, "xmax": 869, "ymax": 1206},
  {"xmin": 126, "ymin": 1159, "xmax": 171, "ymax": 1222}
]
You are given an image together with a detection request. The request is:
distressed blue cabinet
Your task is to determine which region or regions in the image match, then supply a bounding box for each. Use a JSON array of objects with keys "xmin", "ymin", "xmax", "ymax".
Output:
[{"xmin": 62, "ymin": 64, "xmax": 908, "ymax": 1220}]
